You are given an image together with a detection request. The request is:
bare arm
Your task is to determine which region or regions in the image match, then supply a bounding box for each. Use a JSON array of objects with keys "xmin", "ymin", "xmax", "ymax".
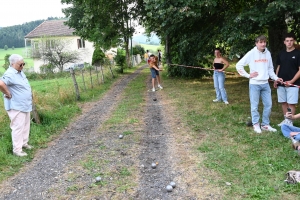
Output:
[
  {"xmin": 0, "ymin": 80, "xmax": 12, "ymax": 98},
  {"xmin": 289, "ymin": 66, "xmax": 300, "ymax": 84},
  {"xmin": 220, "ymin": 57, "xmax": 229, "ymax": 71}
]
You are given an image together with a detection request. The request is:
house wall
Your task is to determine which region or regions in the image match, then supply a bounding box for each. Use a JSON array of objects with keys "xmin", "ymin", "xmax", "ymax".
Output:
[{"xmin": 28, "ymin": 36, "xmax": 94, "ymax": 73}]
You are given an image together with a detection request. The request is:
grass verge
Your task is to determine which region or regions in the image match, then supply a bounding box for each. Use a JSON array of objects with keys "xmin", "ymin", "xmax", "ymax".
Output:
[{"xmin": 161, "ymin": 73, "xmax": 300, "ymax": 199}]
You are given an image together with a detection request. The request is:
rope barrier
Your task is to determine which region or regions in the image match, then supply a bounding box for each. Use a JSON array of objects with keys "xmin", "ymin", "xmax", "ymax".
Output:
[
  {"xmin": 167, "ymin": 63, "xmax": 237, "ymax": 75},
  {"xmin": 168, "ymin": 63, "xmax": 300, "ymax": 88}
]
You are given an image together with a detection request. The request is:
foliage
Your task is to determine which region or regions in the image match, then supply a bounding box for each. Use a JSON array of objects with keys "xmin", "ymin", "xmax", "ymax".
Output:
[
  {"xmin": 114, "ymin": 48, "xmax": 126, "ymax": 73},
  {"xmin": 92, "ymin": 47, "xmax": 105, "ymax": 66},
  {"xmin": 2, "ymin": 54, "xmax": 10, "ymax": 70},
  {"xmin": 132, "ymin": 45, "xmax": 145, "ymax": 56},
  {"xmin": 0, "ymin": 20, "xmax": 44, "ymax": 48},
  {"xmin": 39, "ymin": 63, "xmax": 56, "ymax": 74},
  {"xmin": 12, "ymin": 46, "xmax": 14, "ymax": 50},
  {"xmin": 62, "ymin": 0, "xmax": 144, "ymax": 66},
  {"xmin": 143, "ymin": 0, "xmax": 300, "ymax": 77},
  {"xmin": 33, "ymin": 37, "xmax": 81, "ymax": 72},
  {"xmin": 3, "ymin": 45, "xmax": 8, "ymax": 50}
]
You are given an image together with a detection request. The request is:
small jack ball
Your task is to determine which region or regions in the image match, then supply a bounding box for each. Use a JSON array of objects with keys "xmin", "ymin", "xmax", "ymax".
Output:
[
  {"xmin": 166, "ymin": 185, "xmax": 173, "ymax": 192},
  {"xmin": 119, "ymin": 135, "xmax": 123, "ymax": 139}
]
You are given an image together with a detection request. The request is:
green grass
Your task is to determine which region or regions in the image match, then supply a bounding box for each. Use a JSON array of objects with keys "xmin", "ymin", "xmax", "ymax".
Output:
[
  {"xmin": 0, "ymin": 47, "xmax": 34, "ymax": 72},
  {"xmin": 162, "ymin": 74, "xmax": 300, "ymax": 199},
  {"xmin": 140, "ymin": 44, "xmax": 163, "ymax": 55}
]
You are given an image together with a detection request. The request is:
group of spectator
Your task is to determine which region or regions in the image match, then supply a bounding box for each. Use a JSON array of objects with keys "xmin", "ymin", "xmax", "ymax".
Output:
[{"xmin": 215, "ymin": 33, "xmax": 300, "ymax": 153}]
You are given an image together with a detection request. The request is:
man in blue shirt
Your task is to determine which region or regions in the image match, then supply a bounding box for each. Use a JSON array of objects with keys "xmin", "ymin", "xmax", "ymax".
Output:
[{"xmin": 0, "ymin": 54, "xmax": 33, "ymax": 157}]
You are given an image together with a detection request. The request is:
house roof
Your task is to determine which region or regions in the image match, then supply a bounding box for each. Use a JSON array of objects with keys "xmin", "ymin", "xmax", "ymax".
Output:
[{"xmin": 25, "ymin": 20, "xmax": 75, "ymax": 38}]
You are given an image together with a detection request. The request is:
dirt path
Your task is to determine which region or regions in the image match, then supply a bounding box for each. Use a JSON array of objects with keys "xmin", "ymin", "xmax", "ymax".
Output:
[{"xmin": 0, "ymin": 65, "xmax": 223, "ymax": 200}]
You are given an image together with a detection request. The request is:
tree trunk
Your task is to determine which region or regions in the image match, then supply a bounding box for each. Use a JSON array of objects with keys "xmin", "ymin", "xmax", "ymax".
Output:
[
  {"xmin": 165, "ymin": 35, "xmax": 171, "ymax": 64},
  {"xmin": 268, "ymin": 16, "xmax": 287, "ymax": 70}
]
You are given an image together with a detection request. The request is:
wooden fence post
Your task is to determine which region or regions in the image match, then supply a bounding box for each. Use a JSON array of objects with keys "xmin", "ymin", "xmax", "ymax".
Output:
[
  {"xmin": 81, "ymin": 69, "xmax": 87, "ymax": 92},
  {"xmin": 108, "ymin": 64, "xmax": 115, "ymax": 78},
  {"xmin": 70, "ymin": 68, "xmax": 80, "ymax": 100},
  {"xmin": 31, "ymin": 98, "xmax": 41, "ymax": 124},
  {"xmin": 100, "ymin": 65, "xmax": 104, "ymax": 83},
  {"xmin": 95, "ymin": 65, "xmax": 100, "ymax": 85},
  {"xmin": 89, "ymin": 67, "xmax": 93, "ymax": 89}
]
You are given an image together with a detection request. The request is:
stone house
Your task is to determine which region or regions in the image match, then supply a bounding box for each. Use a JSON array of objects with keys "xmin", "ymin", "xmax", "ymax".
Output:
[{"xmin": 24, "ymin": 20, "xmax": 94, "ymax": 72}]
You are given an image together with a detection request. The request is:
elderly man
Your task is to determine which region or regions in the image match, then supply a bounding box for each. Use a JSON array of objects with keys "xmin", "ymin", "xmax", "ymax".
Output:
[{"xmin": 0, "ymin": 54, "xmax": 33, "ymax": 157}]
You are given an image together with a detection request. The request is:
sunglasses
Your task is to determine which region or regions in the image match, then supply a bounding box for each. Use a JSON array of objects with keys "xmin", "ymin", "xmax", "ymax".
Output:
[{"xmin": 19, "ymin": 63, "xmax": 25, "ymax": 67}]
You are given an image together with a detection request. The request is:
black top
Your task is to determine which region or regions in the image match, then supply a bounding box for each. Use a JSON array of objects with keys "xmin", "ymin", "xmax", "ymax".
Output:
[
  {"xmin": 277, "ymin": 49, "xmax": 300, "ymax": 86},
  {"xmin": 214, "ymin": 63, "xmax": 224, "ymax": 70}
]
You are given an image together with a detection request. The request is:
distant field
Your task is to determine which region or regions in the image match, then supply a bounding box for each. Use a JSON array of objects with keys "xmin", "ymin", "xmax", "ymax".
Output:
[
  {"xmin": 140, "ymin": 44, "xmax": 164, "ymax": 55},
  {"xmin": 0, "ymin": 47, "xmax": 34, "ymax": 72}
]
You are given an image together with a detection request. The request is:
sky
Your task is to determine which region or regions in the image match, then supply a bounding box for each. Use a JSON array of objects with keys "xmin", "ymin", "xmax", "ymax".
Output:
[{"xmin": 0, "ymin": 0, "xmax": 69, "ymax": 27}]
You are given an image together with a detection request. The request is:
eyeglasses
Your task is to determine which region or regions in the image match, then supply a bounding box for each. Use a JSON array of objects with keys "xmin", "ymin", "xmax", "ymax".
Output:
[{"xmin": 19, "ymin": 63, "xmax": 25, "ymax": 67}]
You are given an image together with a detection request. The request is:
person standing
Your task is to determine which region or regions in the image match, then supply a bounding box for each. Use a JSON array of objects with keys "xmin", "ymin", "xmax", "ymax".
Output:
[
  {"xmin": 149, "ymin": 55, "xmax": 163, "ymax": 92},
  {"xmin": 275, "ymin": 33, "xmax": 300, "ymax": 127},
  {"xmin": 236, "ymin": 35, "xmax": 283, "ymax": 133},
  {"xmin": 144, "ymin": 50, "xmax": 149, "ymax": 62},
  {"xmin": 0, "ymin": 54, "xmax": 33, "ymax": 157},
  {"xmin": 212, "ymin": 48, "xmax": 229, "ymax": 105}
]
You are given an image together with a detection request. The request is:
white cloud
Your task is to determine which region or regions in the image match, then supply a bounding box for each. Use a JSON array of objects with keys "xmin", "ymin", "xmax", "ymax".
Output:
[{"xmin": 0, "ymin": 0, "xmax": 69, "ymax": 27}]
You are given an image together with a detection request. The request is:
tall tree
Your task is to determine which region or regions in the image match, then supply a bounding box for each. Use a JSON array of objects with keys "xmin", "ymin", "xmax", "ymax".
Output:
[
  {"xmin": 143, "ymin": 0, "xmax": 300, "ymax": 77},
  {"xmin": 62, "ymin": 0, "xmax": 144, "ymax": 66}
]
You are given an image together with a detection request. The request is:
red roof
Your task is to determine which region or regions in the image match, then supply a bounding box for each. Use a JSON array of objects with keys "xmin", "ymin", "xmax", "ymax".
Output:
[{"xmin": 25, "ymin": 20, "xmax": 75, "ymax": 38}]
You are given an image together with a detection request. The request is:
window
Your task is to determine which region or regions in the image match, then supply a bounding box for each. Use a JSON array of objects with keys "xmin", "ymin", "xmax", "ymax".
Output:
[{"xmin": 77, "ymin": 39, "xmax": 85, "ymax": 49}]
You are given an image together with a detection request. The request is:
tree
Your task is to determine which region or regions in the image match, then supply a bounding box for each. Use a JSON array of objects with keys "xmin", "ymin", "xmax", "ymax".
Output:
[
  {"xmin": 34, "ymin": 37, "xmax": 81, "ymax": 72},
  {"xmin": 62, "ymin": 0, "xmax": 144, "ymax": 66},
  {"xmin": 143, "ymin": 0, "xmax": 300, "ymax": 77},
  {"xmin": 92, "ymin": 46, "xmax": 105, "ymax": 66}
]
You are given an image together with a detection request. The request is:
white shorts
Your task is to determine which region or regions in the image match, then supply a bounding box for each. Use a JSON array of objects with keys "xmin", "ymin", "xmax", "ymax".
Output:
[{"xmin": 277, "ymin": 86, "xmax": 299, "ymax": 104}]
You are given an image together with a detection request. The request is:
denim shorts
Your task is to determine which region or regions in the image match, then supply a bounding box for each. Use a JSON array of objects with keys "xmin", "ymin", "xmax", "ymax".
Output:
[
  {"xmin": 277, "ymin": 86, "xmax": 299, "ymax": 104},
  {"xmin": 150, "ymin": 68, "xmax": 159, "ymax": 78}
]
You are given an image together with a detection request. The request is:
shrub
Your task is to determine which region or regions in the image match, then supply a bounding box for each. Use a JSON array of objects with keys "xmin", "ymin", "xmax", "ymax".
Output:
[
  {"xmin": 92, "ymin": 47, "xmax": 105, "ymax": 66},
  {"xmin": 2, "ymin": 54, "xmax": 10, "ymax": 70},
  {"xmin": 3, "ymin": 45, "xmax": 8, "ymax": 50},
  {"xmin": 114, "ymin": 48, "xmax": 126, "ymax": 73}
]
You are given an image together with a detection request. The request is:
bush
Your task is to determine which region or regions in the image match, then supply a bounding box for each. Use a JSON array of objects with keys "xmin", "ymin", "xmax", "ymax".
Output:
[
  {"xmin": 3, "ymin": 45, "xmax": 8, "ymax": 50},
  {"xmin": 92, "ymin": 47, "xmax": 105, "ymax": 66},
  {"xmin": 133, "ymin": 45, "xmax": 145, "ymax": 56},
  {"xmin": 114, "ymin": 48, "xmax": 126, "ymax": 73},
  {"xmin": 2, "ymin": 54, "xmax": 10, "ymax": 70},
  {"xmin": 40, "ymin": 63, "xmax": 56, "ymax": 74}
]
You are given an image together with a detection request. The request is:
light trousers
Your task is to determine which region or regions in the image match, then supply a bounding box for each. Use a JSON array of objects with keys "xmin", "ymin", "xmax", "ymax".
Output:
[{"xmin": 7, "ymin": 110, "xmax": 30, "ymax": 153}]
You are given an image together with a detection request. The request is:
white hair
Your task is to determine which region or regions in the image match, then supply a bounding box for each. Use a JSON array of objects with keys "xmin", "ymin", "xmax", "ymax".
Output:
[{"xmin": 9, "ymin": 54, "xmax": 23, "ymax": 65}]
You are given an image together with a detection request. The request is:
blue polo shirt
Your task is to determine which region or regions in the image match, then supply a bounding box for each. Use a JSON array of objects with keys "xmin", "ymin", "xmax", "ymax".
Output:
[{"xmin": 0, "ymin": 66, "xmax": 32, "ymax": 112}]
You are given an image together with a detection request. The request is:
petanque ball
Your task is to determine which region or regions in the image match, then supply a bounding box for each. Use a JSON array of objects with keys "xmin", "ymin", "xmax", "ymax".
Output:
[
  {"xmin": 170, "ymin": 181, "xmax": 176, "ymax": 188},
  {"xmin": 151, "ymin": 163, "xmax": 156, "ymax": 169},
  {"xmin": 153, "ymin": 98, "xmax": 157, "ymax": 101},
  {"xmin": 166, "ymin": 185, "xmax": 173, "ymax": 192},
  {"xmin": 119, "ymin": 134, "xmax": 123, "ymax": 139},
  {"xmin": 246, "ymin": 120, "xmax": 252, "ymax": 127},
  {"xmin": 95, "ymin": 176, "xmax": 101, "ymax": 182}
]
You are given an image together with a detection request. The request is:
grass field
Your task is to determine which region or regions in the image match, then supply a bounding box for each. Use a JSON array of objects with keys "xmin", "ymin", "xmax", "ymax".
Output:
[
  {"xmin": 0, "ymin": 47, "xmax": 34, "ymax": 73},
  {"xmin": 140, "ymin": 44, "xmax": 163, "ymax": 55},
  {"xmin": 161, "ymin": 66, "xmax": 300, "ymax": 199}
]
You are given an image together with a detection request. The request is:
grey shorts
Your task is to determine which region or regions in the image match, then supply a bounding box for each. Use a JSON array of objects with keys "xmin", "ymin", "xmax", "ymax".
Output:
[{"xmin": 277, "ymin": 86, "xmax": 299, "ymax": 104}]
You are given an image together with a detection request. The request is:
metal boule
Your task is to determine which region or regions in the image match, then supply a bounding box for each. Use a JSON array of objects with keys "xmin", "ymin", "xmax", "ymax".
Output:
[
  {"xmin": 119, "ymin": 134, "xmax": 123, "ymax": 139},
  {"xmin": 151, "ymin": 163, "xmax": 156, "ymax": 169},
  {"xmin": 170, "ymin": 181, "xmax": 176, "ymax": 188},
  {"xmin": 166, "ymin": 185, "xmax": 173, "ymax": 192}
]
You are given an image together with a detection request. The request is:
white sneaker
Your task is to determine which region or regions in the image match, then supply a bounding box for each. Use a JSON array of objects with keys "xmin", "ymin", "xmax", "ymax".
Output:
[
  {"xmin": 213, "ymin": 99, "xmax": 221, "ymax": 102},
  {"xmin": 158, "ymin": 85, "xmax": 163, "ymax": 89},
  {"xmin": 13, "ymin": 151, "xmax": 28, "ymax": 157},
  {"xmin": 152, "ymin": 88, "xmax": 155, "ymax": 92},
  {"xmin": 261, "ymin": 125, "xmax": 277, "ymax": 132},
  {"xmin": 278, "ymin": 119, "xmax": 293, "ymax": 127},
  {"xmin": 224, "ymin": 101, "xmax": 229, "ymax": 105},
  {"xmin": 253, "ymin": 123, "xmax": 262, "ymax": 133}
]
